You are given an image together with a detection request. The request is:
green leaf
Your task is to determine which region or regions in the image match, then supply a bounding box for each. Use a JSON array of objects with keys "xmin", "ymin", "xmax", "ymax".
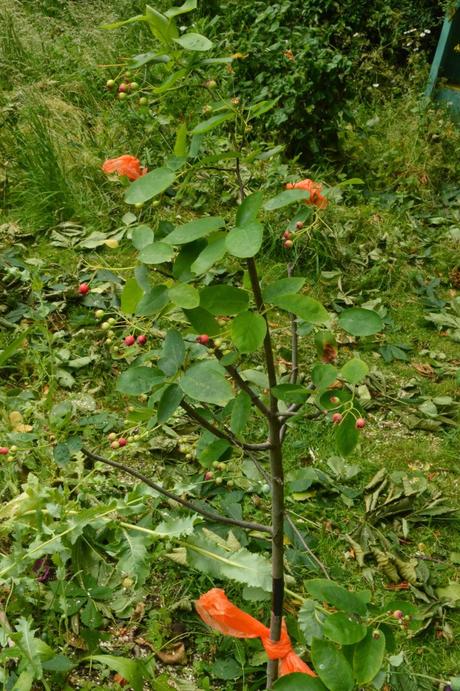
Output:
[
  {"xmin": 226, "ymin": 222, "xmax": 263, "ymax": 258},
  {"xmin": 231, "ymin": 391, "xmax": 251, "ymax": 435},
  {"xmin": 101, "ymin": 14, "xmax": 146, "ymax": 31},
  {"xmin": 165, "ymin": 0, "xmax": 197, "ymax": 18},
  {"xmin": 145, "ymin": 5, "xmax": 178, "ymax": 43},
  {"xmin": 117, "ymin": 366, "xmax": 165, "ymax": 395},
  {"xmin": 81, "ymin": 599, "xmax": 103, "ymax": 629},
  {"xmin": 262, "ymin": 277, "xmax": 305, "ymax": 302},
  {"xmin": 264, "ymin": 189, "xmax": 310, "ymax": 211},
  {"xmin": 87, "ymin": 655, "xmax": 145, "ymax": 691},
  {"xmin": 174, "ymin": 32, "xmax": 213, "ymax": 51},
  {"xmin": 338, "ymin": 308, "xmax": 383, "ymax": 337},
  {"xmin": 136, "ymin": 285, "xmax": 169, "ymax": 316},
  {"xmin": 191, "ymin": 234, "xmax": 227, "ymax": 274},
  {"xmin": 271, "ymin": 384, "xmax": 309, "ymax": 404},
  {"xmin": 231, "ymin": 311, "xmax": 266, "ymax": 353},
  {"xmin": 191, "ymin": 112, "xmax": 235, "ymax": 135},
  {"xmin": 273, "ymin": 674, "xmax": 327, "ymax": 690},
  {"xmin": 157, "ymin": 384, "xmax": 183, "ymax": 423},
  {"xmin": 173, "ymin": 240, "xmax": 206, "ymax": 281},
  {"xmin": 152, "ymin": 68, "xmax": 187, "ymax": 94},
  {"xmin": 271, "ymin": 294, "xmax": 329, "ymax": 324},
  {"xmin": 131, "ymin": 225, "xmax": 154, "ymax": 250},
  {"xmin": 159, "ymin": 330, "xmax": 185, "ymax": 376},
  {"xmin": 305, "ymin": 579, "xmax": 368, "ymax": 615},
  {"xmin": 0, "ymin": 327, "xmax": 34, "ymax": 368},
  {"xmin": 311, "ymin": 364, "xmax": 338, "ymax": 391},
  {"xmin": 174, "ymin": 122, "xmax": 188, "ymax": 157},
  {"xmin": 182, "ymin": 530, "xmax": 272, "ymax": 590},
  {"xmin": 120, "ymin": 278, "xmax": 143, "ymax": 315},
  {"xmin": 168, "ymin": 283, "xmax": 200, "ymax": 309},
  {"xmin": 247, "ymin": 98, "xmax": 280, "ymax": 121},
  {"xmin": 318, "ymin": 388, "xmax": 352, "ymax": 411},
  {"xmin": 129, "ymin": 51, "xmax": 171, "ymax": 68},
  {"xmin": 353, "ymin": 630, "xmax": 386, "ymax": 684},
  {"xmin": 13, "ymin": 618, "xmax": 42, "ymax": 678},
  {"xmin": 139, "ymin": 242, "xmax": 174, "ymax": 264},
  {"xmin": 235, "ymin": 191, "xmax": 264, "ymax": 226},
  {"xmin": 340, "ymin": 358, "xmax": 368, "ymax": 385},
  {"xmin": 200, "ymin": 285, "xmax": 249, "ymax": 316},
  {"xmin": 298, "ymin": 599, "xmax": 323, "ymax": 645},
  {"xmin": 42, "ymin": 655, "xmax": 74, "ymax": 673},
  {"xmin": 164, "ymin": 216, "xmax": 225, "ymax": 244},
  {"xmin": 323, "ymin": 612, "xmax": 367, "ymax": 645},
  {"xmin": 116, "ymin": 529, "xmax": 151, "ymax": 586},
  {"xmin": 10, "ymin": 669, "xmax": 34, "ymax": 690},
  {"xmin": 311, "ymin": 639, "xmax": 353, "ymax": 691},
  {"xmin": 154, "ymin": 515, "xmax": 197, "ymax": 537},
  {"xmin": 336, "ymin": 413, "xmax": 360, "ymax": 457},
  {"xmin": 184, "ymin": 307, "xmax": 221, "ymax": 337},
  {"xmin": 124, "ymin": 167, "xmax": 175, "ymax": 205},
  {"xmin": 180, "ymin": 362, "xmax": 232, "ymax": 406}
]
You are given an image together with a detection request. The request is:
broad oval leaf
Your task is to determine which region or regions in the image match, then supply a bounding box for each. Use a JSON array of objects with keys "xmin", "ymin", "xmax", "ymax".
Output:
[
  {"xmin": 226, "ymin": 222, "xmax": 263, "ymax": 258},
  {"xmin": 338, "ymin": 308, "xmax": 383, "ymax": 337},
  {"xmin": 124, "ymin": 167, "xmax": 175, "ymax": 205},
  {"xmin": 273, "ymin": 674, "xmax": 326, "ymax": 690},
  {"xmin": 353, "ymin": 629, "xmax": 386, "ymax": 684},
  {"xmin": 200, "ymin": 285, "xmax": 249, "ymax": 316},
  {"xmin": 117, "ymin": 366, "xmax": 165, "ymax": 395},
  {"xmin": 262, "ymin": 277, "xmax": 305, "ymax": 302},
  {"xmin": 311, "ymin": 364, "xmax": 338, "ymax": 391},
  {"xmin": 131, "ymin": 225, "xmax": 154, "ymax": 250},
  {"xmin": 120, "ymin": 278, "xmax": 143, "ymax": 315},
  {"xmin": 271, "ymin": 294, "xmax": 329, "ymax": 324},
  {"xmin": 184, "ymin": 307, "xmax": 221, "ymax": 337},
  {"xmin": 318, "ymin": 388, "xmax": 352, "ymax": 411},
  {"xmin": 191, "ymin": 234, "xmax": 227, "ymax": 275},
  {"xmin": 168, "ymin": 283, "xmax": 200, "ymax": 309},
  {"xmin": 264, "ymin": 189, "xmax": 310, "ymax": 211},
  {"xmin": 159, "ymin": 330, "xmax": 185, "ymax": 376},
  {"xmin": 165, "ymin": 0, "xmax": 197, "ymax": 18},
  {"xmin": 191, "ymin": 112, "xmax": 235, "ymax": 135},
  {"xmin": 157, "ymin": 384, "xmax": 183, "ymax": 424},
  {"xmin": 271, "ymin": 384, "xmax": 309, "ymax": 404},
  {"xmin": 323, "ymin": 612, "xmax": 367, "ymax": 645},
  {"xmin": 136, "ymin": 285, "xmax": 169, "ymax": 316},
  {"xmin": 311, "ymin": 639, "xmax": 353, "ymax": 691},
  {"xmin": 336, "ymin": 412, "xmax": 360, "ymax": 456},
  {"xmin": 230, "ymin": 391, "xmax": 251, "ymax": 436},
  {"xmin": 235, "ymin": 191, "xmax": 264, "ymax": 226},
  {"xmin": 164, "ymin": 216, "xmax": 225, "ymax": 245},
  {"xmin": 180, "ymin": 361, "xmax": 232, "ymax": 406},
  {"xmin": 139, "ymin": 242, "xmax": 174, "ymax": 264},
  {"xmin": 231, "ymin": 311, "xmax": 266, "ymax": 353},
  {"xmin": 173, "ymin": 32, "xmax": 213, "ymax": 51},
  {"xmin": 340, "ymin": 358, "xmax": 369, "ymax": 385},
  {"xmin": 305, "ymin": 579, "xmax": 368, "ymax": 615}
]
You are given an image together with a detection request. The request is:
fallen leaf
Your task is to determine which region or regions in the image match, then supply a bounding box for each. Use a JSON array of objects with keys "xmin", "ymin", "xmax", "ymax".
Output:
[
  {"xmin": 156, "ymin": 642, "xmax": 186, "ymax": 665},
  {"xmin": 412, "ymin": 363, "xmax": 434, "ymax": 378},
  {"xmin": 9, "ymin": 411, "xmax": 33, "ymax": 432}
]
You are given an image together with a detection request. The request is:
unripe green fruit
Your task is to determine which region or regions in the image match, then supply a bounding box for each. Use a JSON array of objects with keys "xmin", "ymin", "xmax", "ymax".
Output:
[
  {"xmin": 111, "ymin": 440, "xmax": 120, "ymax": 449},
  {"xmin": 134, "ymin": 202, "xmax": 144, "ymax": 209},
  {"xmin": 108, "ymin": 432, "xmax": 117, "ymax": 441},
  {"xmin": 122, "ymin": 577, "xmax": 134, "ymax": 588},
  {"xmin": 133, "ymin": 434, "xmax": 140, "ymax": 441},
  {"xmin": 226, "ymin": 480, "xmax": 234, "ymax": 488},
  {"xmin": 214, "ymin": 338, "xmax": 223, "ymax": 349},
  {"xmin": 118, "ymin": 92, "xmax": 127, "ymax": 101},
  {"xmin": 108, "ymin": 330, "xmax": 115, "ymax": 338},
  {"xmin": 106, "ymin": 79, "xmax": 116, "ymax": 89},
  {"xmin": 261, "ymin": 483, "xmax": 270, "ymax": 494},
  {"xmin": 108, "ymin": 318, "xmax": 116, "ymax": 325},
  {"xmin": 127, "ymin": 436, "xmax": 134, "ymax": 443},
  {"xmin": 215, "ymin": 477, "xmax": 223, "ymax": 485},
  {"xmin": 139, "ymin": 97, "xmax": 148, "ymax": 106},
  {"xmin": 130, "ymin": 82, "xmax": 139, "ymax": 91},
  {"xmin": 95, "ymin": 309, "xmax": 105, "ymax": 319},
  {"xmin": 105, "ymin": 338, "xmax": 112, "ymax": 345},
  {"xmin": 217, "ymin": 462, "xmax": 226, "ymax": 471},
  {"xmin": 212, "ymin": 461, "xmax": 220, "ymax": 469},
  {"xmin": 185, "ymin": 453, "xmax": 193, "ymax": 460},
  {"xmin": 151, "ymin": 200, "xmax": 160, "ymax": 207},
  {"xmin": 10, "ymin": 446, "xmax": 17, "ymax": 453},
  {"xmin": 101, "ymin": 322, "xmax": 110, "ymax": 331}
]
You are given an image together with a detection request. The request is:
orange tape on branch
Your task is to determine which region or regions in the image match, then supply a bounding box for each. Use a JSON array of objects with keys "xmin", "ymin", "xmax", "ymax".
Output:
[{"xmin": 195, "ymin": 588, "xmax": 316, "ymax": 677}]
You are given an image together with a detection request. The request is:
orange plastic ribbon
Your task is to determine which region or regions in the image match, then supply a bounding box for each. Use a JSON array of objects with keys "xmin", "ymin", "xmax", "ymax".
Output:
[{"xmin": 195, "ymin": 588, "xmax": 316, "ymax": 677}]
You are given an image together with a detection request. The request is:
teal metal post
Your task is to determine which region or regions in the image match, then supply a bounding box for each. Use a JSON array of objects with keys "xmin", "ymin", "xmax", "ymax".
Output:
[{"xmin": 426, "ymin": 3, "xmax": 460, "ymax": 115}]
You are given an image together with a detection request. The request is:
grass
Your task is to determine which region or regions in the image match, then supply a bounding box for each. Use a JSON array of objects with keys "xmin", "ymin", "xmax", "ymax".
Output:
[{"xmin": 0, "ymin": 1, "xmax": 459, "ymax": 689}]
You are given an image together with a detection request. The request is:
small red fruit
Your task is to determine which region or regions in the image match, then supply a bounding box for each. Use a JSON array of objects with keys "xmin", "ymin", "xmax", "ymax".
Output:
[
  {"xmin": 111, "ymin": 440, "xmax": 120, "ymax": 449},
  {"xmin": 355, "ymin": 417, "xmax": 366, "ymax": 429},
  {"xmin": 0, "ymin": 447, "xmax": 9, "ymax": 455},
  {"xmin": 296, "ymin": 220, "xmax": 305, "ymax": 230},
  {"xmin": 283, "ymin": 239, "xmax": 293, "ymax": 249},
  {"xmin": 329, "ymin": 396, "xmax": 340, "ymax": 404},
  {"xmin": 204, "ymin": 471, "xmax": 214, "ymax": 481},
  {"xmin": 332, "ymin": 413, "xmax": 343, "ymax": 424},
  {"xmin": 283, "ymin": 230, "xmax": 292, "ymax": 239},
  {"xmin": 118, "ymin": 83, "xmax": 128, "ymax": 93},
  {"xmin": 78, "ymin": 283, "xmax": 90, "ymax": 295},
  {"xmin": 136, "ymin": 334, "xmax": 147, "ymax": 345},
  {"xmin": 118, "ymin": 438, "xmax": 127, "ymax": 447},
  {"xmin": 392, "ymin": 610, "xmax": 404, "ymax": 620},
  {"xmin": 196, "ymin": 334, "xmax": 210, "ymax": 345},
  {"xmin": 124, "ymin": 335, "xmax": 135, "ymax": 346}
]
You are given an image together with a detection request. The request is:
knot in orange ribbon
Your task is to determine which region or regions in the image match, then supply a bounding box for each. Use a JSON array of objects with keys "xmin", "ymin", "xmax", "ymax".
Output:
[{"xmin": 195, "ymin": 588, "xmax": 315, "ymax": 678}]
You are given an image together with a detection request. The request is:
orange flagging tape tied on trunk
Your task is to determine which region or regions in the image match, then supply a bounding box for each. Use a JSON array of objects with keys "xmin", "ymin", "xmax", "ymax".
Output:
[{"xmin": 195, "ymin": 588, "xmax": 316, "ymax": 677}]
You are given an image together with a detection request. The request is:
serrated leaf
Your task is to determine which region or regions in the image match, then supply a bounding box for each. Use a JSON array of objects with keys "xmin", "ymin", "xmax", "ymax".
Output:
[
  {"xmin": 338, "ymin": 308, "xmax": 383, "ymax": 337},
  {"xmin": 298, "ymin": 599, "xmax": 323, "ymax": 645},
  {"xmin": 311, "ymin": 639, "xmax": 353, "ymax": 691},
  {"xmin": 226, "ymin": 222, "xmax": 263, "ymax": 258},
  {"xmin": 180, "ymin": 362, "xmax": 232, "ymax": 406},
  {"xmin": 124, "ymin": 167, "xmax": 175, "ymax": 205},
  {"xmin": 154, "ymin": 515, "xmax": 198, "ymax": 538},
  {"xmin": 231, "ymin": 311, "xmax": 266, "ymax": 352},
  {"xmin": 164, "ymin": 216, "xmax": 225, "ymax": 244},
  {"xmin": 271, "ymin": 294, "xmax": 329, "ymax": 324}
]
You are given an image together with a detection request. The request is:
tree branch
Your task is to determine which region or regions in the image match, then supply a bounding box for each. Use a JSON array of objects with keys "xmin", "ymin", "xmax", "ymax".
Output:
[
  {"xmin": 287, "ymin": 263, "xmax": 298, "ymax": 384},
  {"xmin": 81, "ymin": 447, "xmax": 272, "ymax": 535},
  {"xmin": 214, "ymin": 347, "xmax": 272, "ymax": 419},
  {"xmin": 180, "ymin": 400, "xmax": 271, "ymax": 451}
]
